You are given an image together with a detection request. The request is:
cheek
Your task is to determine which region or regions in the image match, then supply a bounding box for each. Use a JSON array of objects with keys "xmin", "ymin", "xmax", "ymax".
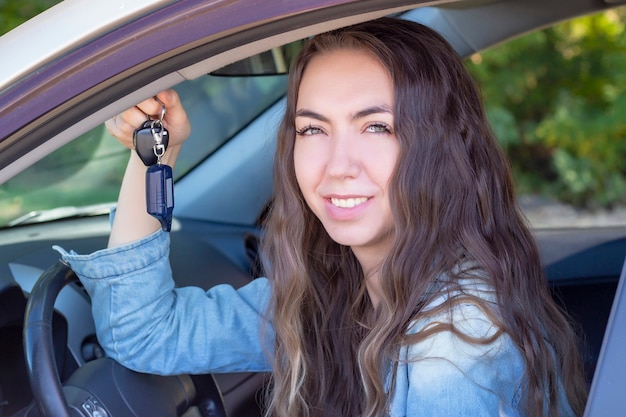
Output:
[
  {"xmin": 367, "ymin": 144, "xmax": 400, "ymax": 188},
  {"xmin": 293, "ymin": 141, "xmax": 312, "ymax": 195}
]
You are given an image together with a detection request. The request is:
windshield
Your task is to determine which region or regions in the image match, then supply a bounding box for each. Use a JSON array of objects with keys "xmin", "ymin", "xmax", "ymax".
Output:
[{"xmin": 0, "ymin": 74, "xmax": 288, "ymax": 228}]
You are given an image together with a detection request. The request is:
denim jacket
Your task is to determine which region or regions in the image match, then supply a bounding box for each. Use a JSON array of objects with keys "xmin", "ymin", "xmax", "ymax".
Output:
[{"xmin": 56, "ymin": 230, "xmax": 538, "ymax": 417}]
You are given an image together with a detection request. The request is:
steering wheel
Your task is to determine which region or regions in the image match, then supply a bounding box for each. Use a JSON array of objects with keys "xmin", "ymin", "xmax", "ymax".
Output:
[{"xmin": 23, "ymin": 259, "xmax": 228, "ymax": 417}]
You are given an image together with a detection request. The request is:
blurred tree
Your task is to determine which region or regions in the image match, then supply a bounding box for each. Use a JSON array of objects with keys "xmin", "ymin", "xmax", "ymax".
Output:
[
  {"xmin": 0, "ymin": 0, "xmax": 62, "ymax": 34},
  {"xmin": 466, "ymin": 8, "xmax": 626, "ymax": 208}
]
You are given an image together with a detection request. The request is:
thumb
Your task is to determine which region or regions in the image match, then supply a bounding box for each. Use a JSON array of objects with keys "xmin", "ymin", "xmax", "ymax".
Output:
[{"xmin": 154, "ymin": 89, "xmax": 191, "ymax": 146}]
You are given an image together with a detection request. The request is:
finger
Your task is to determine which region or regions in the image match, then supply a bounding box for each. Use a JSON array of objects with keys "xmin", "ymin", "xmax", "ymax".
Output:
[
  {"xmin": 135, "ymin": 96, "xmax": 163, "ymax": 119},
  {"xmin": 137, "ymin": 90, "xmax": 191, "ymax": 145},
  {"xmin": 158, "ymin": 90, "xmax": 190, "ymax": 133},
  {"xmin": 106, "ymin": 89, "xmax": 190, "ymax": 149},
  {"xmin": 135, "ymin": 90, "xmax": 179, "ymax": 119},
  {"xmin": 105, "ymin": 106, "xmax": 152, "ymax": 148}
]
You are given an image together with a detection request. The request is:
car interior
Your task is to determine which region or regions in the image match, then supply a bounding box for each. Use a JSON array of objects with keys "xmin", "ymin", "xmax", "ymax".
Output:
[
  {"xmin": 584, "ymin": 256, "xmax": 626, "ymax": 417},
  {"xmin": 0, "ymin": 0, "xmax": 625, "ymax": 416}
]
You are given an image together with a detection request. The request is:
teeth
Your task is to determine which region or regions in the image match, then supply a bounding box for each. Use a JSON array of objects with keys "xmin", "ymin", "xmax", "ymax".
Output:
[{"xmin": 330, "ymin": 197, "xmax": 368, "ymax": 208}]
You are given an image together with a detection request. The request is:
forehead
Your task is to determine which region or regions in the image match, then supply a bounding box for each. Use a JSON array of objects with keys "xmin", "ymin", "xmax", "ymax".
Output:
[
  {"xmin": 302, "ymin": 47, "xmax": 388, "ymax": 79},
  {"xmin": 296, "ymin": 49, "xmax": 393, "ymax": 109}
]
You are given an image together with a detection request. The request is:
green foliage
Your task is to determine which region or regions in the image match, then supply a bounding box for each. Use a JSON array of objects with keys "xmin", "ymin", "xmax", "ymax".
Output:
[
  {"xmin": 0, "ymin": 0, "xmax": 62, "ymax": 35},
  {"xmin": 466, "ymin": 9, "xmax": 626, "ymax": 208}
]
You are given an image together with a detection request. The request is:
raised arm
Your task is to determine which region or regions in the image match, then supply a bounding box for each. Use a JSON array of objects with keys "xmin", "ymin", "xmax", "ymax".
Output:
[
  {"xmin": 56, "ymin": 90, "xmax": 275, "ymax": 374},
  {"xmin": 105, "ymin": 89, "xmax": 191, "ymax": 248}
]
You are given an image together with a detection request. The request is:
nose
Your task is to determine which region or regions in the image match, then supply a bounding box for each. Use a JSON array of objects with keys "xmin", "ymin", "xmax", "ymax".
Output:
[{"xmin": 325, "ymin": 132, "xmax": 360, "ymax": 179}]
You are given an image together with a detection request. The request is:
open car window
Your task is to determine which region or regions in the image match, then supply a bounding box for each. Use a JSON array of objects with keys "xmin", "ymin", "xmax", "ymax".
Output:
[{"xmin": 465, "ymin": 7, "xmax": 626, "ymax": 229}]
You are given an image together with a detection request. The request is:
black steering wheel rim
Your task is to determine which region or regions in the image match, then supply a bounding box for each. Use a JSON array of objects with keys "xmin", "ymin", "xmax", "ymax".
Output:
[
  {"xmin": 23, "ymin": 260, "xmax": 75, "ymax": 417},
  {"xmin": 23, "ymin": 259, "xmax": 229, "ymax": 417}
]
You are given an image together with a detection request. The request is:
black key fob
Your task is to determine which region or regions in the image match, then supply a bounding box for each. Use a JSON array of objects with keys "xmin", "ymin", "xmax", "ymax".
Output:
[
  {"xmin": 145, "ymin": 164, "xmax": 174, "ymax": 232},
  {"xmin": 133, "ymin": 120, "xmax": 169, "ymax": 166}
]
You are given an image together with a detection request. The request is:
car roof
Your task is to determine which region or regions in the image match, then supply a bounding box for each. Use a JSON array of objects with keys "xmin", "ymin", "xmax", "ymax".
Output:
[{"xmin": 0, "ymin": 0, "xmax": 171, "ymax": 91}]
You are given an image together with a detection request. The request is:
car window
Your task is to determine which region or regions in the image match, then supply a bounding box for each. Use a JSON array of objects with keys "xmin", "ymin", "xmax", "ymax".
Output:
[
  {"xmin": 3, "ymin": 9, "xmax": 626, "ymax": 231},
  {"xmin": 0, "ymin": 74, "xmax": 287, "ymax": 228},
  {"xmin": 465, "ymin": 7, "xmax": 626, "ymax": 229}
]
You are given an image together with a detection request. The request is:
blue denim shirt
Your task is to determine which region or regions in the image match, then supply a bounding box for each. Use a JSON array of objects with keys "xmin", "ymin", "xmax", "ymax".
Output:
[{"xmin": 56, "ymin": 230, "xmax": 542, "ymax": 417}]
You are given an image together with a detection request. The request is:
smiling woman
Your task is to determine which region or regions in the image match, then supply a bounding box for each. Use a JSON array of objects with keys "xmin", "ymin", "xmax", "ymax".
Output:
[
  {"xmin": 2, "ymin": 1, "xmax": 625, "ymax": 417},
  {"xmin": 293, "ymin": 48, "xmax": 399, "ymax": 279},
  {"xmin": 57, "ymin": 17, "xmax": 588, "ymax": 417},
  {"xmin": 264, "ymin": 19, "xmax": 589, "ymax": 416}
]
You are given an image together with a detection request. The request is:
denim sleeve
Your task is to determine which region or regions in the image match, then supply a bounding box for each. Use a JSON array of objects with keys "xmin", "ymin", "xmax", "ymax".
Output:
[
  {"xmin": 54, "ymin": 230, "xmax": 273, "ymax": 375},
  {"xmin": 389, "ymin": 302, "xmax": 525, "ymax": 417}
]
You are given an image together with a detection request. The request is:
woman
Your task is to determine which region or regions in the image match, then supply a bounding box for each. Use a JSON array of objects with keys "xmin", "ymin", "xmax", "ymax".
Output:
[{"xmin": 58, "ymin": 17, "xmax": 587, "ymax": 417}]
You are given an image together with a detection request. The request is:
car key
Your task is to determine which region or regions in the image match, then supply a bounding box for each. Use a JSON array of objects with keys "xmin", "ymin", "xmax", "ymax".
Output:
[
  {"xmin": 132, "ymin": 98, "xmax": 174, "ymax": 231},
  {"xmin": 133, "ymin": 119, "xmax": 169, "ymax": 166},
  {"xmin": 146, "ymin": 163, "xmax": 174, "ymax": 231}
]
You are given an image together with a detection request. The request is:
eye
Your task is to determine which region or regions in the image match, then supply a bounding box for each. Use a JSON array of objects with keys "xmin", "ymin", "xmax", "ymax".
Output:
[
  {"xmin": 295, "ymin": 125, "xmax": 324, "ymax": 136},
  {"xmin": 364, "ymin": 122, "xmax": 393, "ymax": 134}
]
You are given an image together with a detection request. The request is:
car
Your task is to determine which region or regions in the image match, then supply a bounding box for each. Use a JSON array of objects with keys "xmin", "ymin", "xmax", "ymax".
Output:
[{"xmin": 1, "ymin": 0, "xmax": 625, "ymax": 416}]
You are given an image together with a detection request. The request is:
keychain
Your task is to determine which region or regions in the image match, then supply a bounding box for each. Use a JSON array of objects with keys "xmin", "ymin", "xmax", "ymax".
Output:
[
  {"xmin": 133, "ymin": 102, "xmax": 169, "ymax": 166},
  {"xmin": 132, "ymin": 98, "xmax": 174, "ymax": 232}
]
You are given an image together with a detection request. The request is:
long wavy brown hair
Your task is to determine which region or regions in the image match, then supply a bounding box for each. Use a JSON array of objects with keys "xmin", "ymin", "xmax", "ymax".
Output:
[{"xmin": 262, "ymin": 17, "xmax": 587, "ymax": 417}]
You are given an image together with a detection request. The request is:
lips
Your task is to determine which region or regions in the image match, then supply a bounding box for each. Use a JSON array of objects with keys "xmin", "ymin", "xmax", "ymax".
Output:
[{"xmin": 322, "ymin": 195, "xmax": 373, "ymax": 221}]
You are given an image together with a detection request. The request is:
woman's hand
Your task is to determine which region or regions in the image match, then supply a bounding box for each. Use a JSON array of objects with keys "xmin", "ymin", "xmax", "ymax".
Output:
[
  {"xmin": 105, "ymin": 89, "xmax": 191, "ymax": 152},
  {"xmin": 106, "ymin": 89, "xmax": 191, "ymax": 248}
]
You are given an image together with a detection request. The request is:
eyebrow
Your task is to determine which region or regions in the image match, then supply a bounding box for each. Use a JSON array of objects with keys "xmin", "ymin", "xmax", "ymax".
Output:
[
  {"xmin": 295, "ymin": 109, "xmax": 330, "ymax": 123},
  {"xmin": 295, "ymin": 105, "xmax": 393, "ymax": 123},
  {"xmin": 352, "ymin": 105, "xmax": 393, "ymax": 120}
]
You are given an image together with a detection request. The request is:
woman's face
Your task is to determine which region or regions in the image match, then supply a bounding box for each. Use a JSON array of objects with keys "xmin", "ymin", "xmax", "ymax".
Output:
[{"xmin": 294, "ymin": 48, "xmax": 400, "ymax": 268}]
